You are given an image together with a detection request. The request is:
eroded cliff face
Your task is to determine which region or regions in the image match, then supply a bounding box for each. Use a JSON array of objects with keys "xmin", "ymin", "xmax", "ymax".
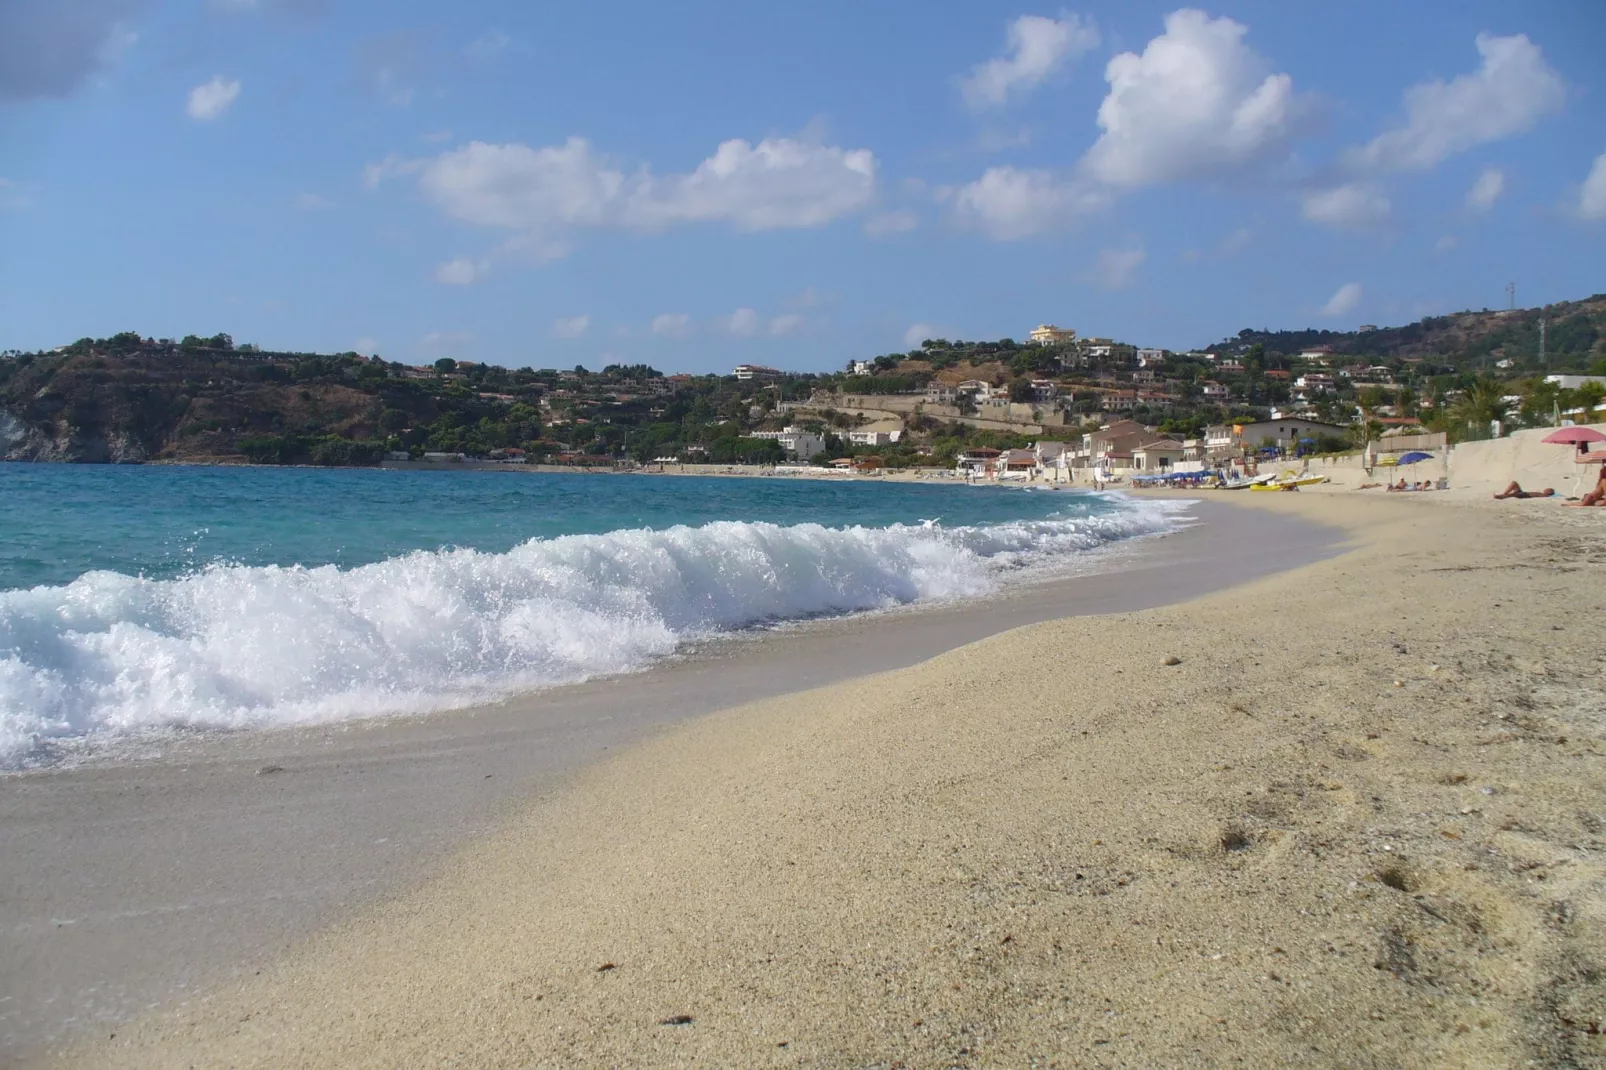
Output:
[{"xmin": 0, "ymin": 411, "xmax": 149, "ymax": 463}]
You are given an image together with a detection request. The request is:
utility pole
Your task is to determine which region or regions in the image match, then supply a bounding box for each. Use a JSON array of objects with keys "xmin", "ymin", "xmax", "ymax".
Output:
[
  {"xmin": 1506, "ymin": 282, "xmax": 1516, "ymax": 311},
  {"xmin": 1539, "ymin": 316, "xmax": 1547, "ymax": 366}
]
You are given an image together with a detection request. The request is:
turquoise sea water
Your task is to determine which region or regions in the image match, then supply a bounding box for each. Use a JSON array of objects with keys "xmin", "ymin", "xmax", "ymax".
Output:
[
  {"xmin": 2, "ymin": 465, "xmax": 1114, "ymax": 588},
  {"xmin": 0, "ymin": 464, "xmax": 1189, "ymax": 763}
]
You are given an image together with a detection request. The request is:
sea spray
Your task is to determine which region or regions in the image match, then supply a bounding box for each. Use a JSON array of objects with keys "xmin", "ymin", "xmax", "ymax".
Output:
[{"xmin": 0, "ymin": 503, "xmax": 1187, "ymax": 763}]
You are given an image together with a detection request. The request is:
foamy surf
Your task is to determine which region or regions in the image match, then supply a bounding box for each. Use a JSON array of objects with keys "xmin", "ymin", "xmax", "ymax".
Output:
[{"xmin": 0, "ymin": 500, "xmax": 1189, "ymax": 764}]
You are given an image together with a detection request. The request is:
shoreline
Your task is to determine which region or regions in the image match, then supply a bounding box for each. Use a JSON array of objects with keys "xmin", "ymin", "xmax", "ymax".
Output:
[
  {"xmin": 38, "ymin": 489, "xmax": 1603, "ymax": 1068},
  {"xmin": 3, "ymin": 500, "xmax": 1343, "ymax": 1060}
]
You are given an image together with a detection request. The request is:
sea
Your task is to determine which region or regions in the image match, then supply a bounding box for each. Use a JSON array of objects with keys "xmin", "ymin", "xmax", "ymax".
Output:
[{"xmin": 0, "ymin": 465, "xmax": 1191, "ymax": 765}]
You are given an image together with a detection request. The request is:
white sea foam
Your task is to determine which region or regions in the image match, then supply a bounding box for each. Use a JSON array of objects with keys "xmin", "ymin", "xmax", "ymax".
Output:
[{"xmin": 0, "ymin": 500, "xmax": 1188, "ymax": 763}]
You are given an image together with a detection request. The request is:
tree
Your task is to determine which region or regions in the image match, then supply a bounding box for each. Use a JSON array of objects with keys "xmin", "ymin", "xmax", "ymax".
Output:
[
  {"xmin": 434, "ymin": 357, "xmax": 457, "ymax": 374},
  {"xmin": 1007, "ymin": 378, "xmax": 1034, "ymax": 402},
  {"xmin": 1452, "ymin": 379, "xmax": 1510, "ymax": 439}
]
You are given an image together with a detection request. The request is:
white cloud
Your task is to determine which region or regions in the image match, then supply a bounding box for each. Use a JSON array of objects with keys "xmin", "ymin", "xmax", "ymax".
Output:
[
  {"xmin": 434, "ymin": 257, "xmax": 487, "ymax": 285},
  {"xmin": 186, "ymin": 75, "xmax": 240, "ymax": 120},
  {"xmin": 650, "ymin": 313, "xmax": 691, "ymax": 337},
  {"xmin": 960, "ymin": 14, "xmax": 1099, "ymax": 109},
  {"xmin": 1301, "ymin": 182, "xmax": 1391, "ymax": 231},
  {"xmin": 552, "ymin": 315, "xmax": 589, "ymax": 339},
  {"xmin": 785, "ymin": 286, "xmax": 823, "ymax": 309},
  {"xmin": 380, "ymin": 135, "xmax": 875, "ymax": 254},
  {"xmin": 726, "ymin": 308, "xmax": 762, "ymax": 337},
  {"xmin": 1465, "ymin": 168, "xmax": 1504, "ymax": 212},
  {"xmin": 863, "ymin": 210, "xmax": 919, "ymax": 236},
  {"xmin": 295, "ymin": 192, "xmax": 333, "ymax": 210},
  {"xmin": 1321, "ymin": 282, "xmax": 1362, "ymax": 318},
  {"xmin": 952, "ymin": 165, "xmax": 1107, "ymax": 239},
  {"xmin": 904, "ymin": 323, "xmax": 939, "ymax": 348},
  {"xmin": 353, "ymin": 336, "xmax": 379, "ymax": 355},
  {"xmin": 1346, "ymin": 34, "xmax": 1563, "ymax": 175},
  {"xmin": 1085, "ymin": 244, "xmax": 1145, "ymax": 290},
  {"xmin": 769, "ymin": 313, "xmax": 804, "ymax": 337},
  {"xmin": 1577, "ymin": 152, "xmax": 1606, "ymax": 222},
  {"xmin": 1081, "ymin": 10, "xmax": 1308, "ymax": 188}
]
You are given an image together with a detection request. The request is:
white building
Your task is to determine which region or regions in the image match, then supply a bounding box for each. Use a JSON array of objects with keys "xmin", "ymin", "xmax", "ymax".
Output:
[
  {"xmin": 850, "ymin": 360, "xmax": 874, "ymax": 375},
  {"xmin": 1201, "ymin": 382, "xmax": 1229, "ymax": 399},
  {"xmin": 1296, "ymin": 373, "xmax": 1335, "ymax": 392},
  {"xmin": 1545, "ymin": 375, "xmax": 1606, "ymax": 390},
  {"xmin": 846, "ymin": 428, "xmax": 903, "ymax": 447},
  {"xmin": 1136, "ymin": 348, "xmax": 1166, "ymax": 366},
  {"xmin": 734, "ymin": 364, "xmax": 783, "ymax": 381},
  {"xmin": 748, "ymin": 426, "xmax": 825, "ymax": 459}
]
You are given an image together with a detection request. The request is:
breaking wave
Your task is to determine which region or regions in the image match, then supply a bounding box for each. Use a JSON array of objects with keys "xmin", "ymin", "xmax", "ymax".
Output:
[{"xmin": 0, "ymin": 501, "xmax": 1187, "ymax": 763}]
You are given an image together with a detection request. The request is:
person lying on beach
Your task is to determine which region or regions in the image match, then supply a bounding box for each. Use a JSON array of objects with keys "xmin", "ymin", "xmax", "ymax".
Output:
[
  {"xmin": 1357, "ymin": 482, "xmax": 1383, "ymax": 490},
  {"xmin": 1386, "ymin": 479, "xmax": 1407, "ymax": 491},
  {"xmin": 1493, "ymin": 482, "xmax": 1555, "ymax": 499}
]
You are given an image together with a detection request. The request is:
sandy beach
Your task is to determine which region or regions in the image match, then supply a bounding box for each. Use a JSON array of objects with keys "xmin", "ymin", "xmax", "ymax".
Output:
[{"xmin": 29, "ymin": 490, "xmax": 1606, "ymax": 1068}]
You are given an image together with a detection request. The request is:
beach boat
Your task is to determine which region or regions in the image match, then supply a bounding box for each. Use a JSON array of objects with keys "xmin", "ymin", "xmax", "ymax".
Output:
[
  {"xmin": 1220, "ymin": 473, "xmax": 1275, "ymax": 490},
  {"xmin": 1249, "ymin": 480, "xmax": 1301, "ymax": 492}
]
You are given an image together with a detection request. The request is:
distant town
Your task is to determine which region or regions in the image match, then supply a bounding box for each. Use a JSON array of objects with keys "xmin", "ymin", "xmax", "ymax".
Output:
[{"xmin": 2, "ymin": 294, "xmax": 1603, "ymax": 473}]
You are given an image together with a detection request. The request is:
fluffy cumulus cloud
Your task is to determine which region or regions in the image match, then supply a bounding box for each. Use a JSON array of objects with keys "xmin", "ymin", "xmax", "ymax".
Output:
[
  {"xmin": 1321, "ymin": 282, "xmax": 1363, "ymax": 318},
  {"xmin": 552, "ymin": 315, "xmax": 589, "ymax": 339},
  {"xmin": 960, "ymin": 14, "xmax": 1099, "ymax": 109},
  {"xmin": 952, "ymin": 166, "xmax": 1108, "ymax": 240},
  {"xmin": 650, "ymin": 312, "xmax": 691, "ymax": 337},
  {"xmin": 1345, "ymin": 34, "xmax": 1563, "ymax": 175},
  {"xmin": 769, "ymin": 313, "xmax": 804, "ymax": 336},
  {"xmin": 1465, "ymin": 168, "xmax": 1505, "ymax": 213},
  {"xmin": 1577, "ymin": 153, "xmax": 1606, "ymax": 222},
  {"xmin": 0, "ymin": 0, "xmax": 135, "ymax": 102},
  {"xmin": 904, "ymin": 323, "xmax": 939, "ymax": 348},
  {"xmin": 1301, "ymin": 182, "xmax": 1391, "ymax": 231},
  {"xmin": 186, "ymin": 76, "xmax": 241, "ymax": 120},
  {"xmin": 1080, "ymin": 9, "xmax": 1309, "ymax": 188},
  {"xmin": 374, "ymin": 135, "xmax": 876, "ymax": 275}
]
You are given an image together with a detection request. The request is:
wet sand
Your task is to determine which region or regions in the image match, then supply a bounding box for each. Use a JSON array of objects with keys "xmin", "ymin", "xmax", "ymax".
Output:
[{"xmin": 2, "ymin": 501, "xmax": 1342, "ymax": 1060}]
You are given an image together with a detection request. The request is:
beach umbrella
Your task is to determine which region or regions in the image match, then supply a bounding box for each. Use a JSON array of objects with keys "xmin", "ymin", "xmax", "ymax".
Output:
[
  {"xmin": 1396, "ymin": 451, "xmax": 1433, "ymax": 465},
  {"xmin": 1541, "ymin": 427, "xmax": 1606, "ymax": 446}
]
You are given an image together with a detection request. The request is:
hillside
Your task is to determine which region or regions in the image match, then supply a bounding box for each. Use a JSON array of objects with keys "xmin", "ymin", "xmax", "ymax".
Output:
[{"xmin": 1209, "ymin": 294, "xmax": 1606, "ymax": 369}]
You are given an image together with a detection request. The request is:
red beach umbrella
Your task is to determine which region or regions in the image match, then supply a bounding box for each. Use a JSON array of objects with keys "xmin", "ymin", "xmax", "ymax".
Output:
[{"xmin": 1541, "ymin": 427, "xmax": 1606, "ymax": 445}]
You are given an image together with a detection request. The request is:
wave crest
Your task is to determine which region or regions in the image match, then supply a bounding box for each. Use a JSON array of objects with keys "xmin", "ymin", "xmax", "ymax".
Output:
[{"xmin": 0, "ymin": 502, "xmax": 1185, "ymax": 762}]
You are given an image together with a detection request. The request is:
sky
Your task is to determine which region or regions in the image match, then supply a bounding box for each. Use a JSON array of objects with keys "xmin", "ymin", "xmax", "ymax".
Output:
[{"xmin": 1, "ymin": 0, "xmax": 1603, "ymax": 374}]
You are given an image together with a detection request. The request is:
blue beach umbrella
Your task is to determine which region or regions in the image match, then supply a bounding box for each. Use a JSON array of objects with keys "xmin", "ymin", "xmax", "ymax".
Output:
[{"xmin": 1397, "ymin": 451, "xmax": 1433, "ymax": 465}]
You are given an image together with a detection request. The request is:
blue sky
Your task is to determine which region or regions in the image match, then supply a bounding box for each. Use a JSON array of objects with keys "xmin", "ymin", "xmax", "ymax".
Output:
[{"xmin": 1, "ymin": 0, "xmax": 1603, "ymax": 373}]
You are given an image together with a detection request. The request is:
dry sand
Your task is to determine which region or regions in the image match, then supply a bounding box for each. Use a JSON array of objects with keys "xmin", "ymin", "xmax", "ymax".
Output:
[{"xmin": 49, "ymin": 492, "xmax": 1606, "ymax": 1069}]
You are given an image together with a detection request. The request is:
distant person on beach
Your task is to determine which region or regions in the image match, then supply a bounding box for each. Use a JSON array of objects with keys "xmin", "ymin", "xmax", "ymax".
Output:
[{"xmin": 1493, "ymin": 482, "xmax": 1555, "ymax": 499}]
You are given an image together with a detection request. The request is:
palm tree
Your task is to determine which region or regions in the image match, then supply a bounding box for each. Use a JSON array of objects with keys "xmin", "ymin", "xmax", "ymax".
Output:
[{"xmin": 1452, "ymin": 379, "xmax": 1510, "ymax": 440}]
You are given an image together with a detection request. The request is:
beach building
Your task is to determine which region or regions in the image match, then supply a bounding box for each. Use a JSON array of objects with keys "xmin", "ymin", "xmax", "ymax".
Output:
[
  {"xmin": 734, "ymin": 364, "xmax": 783, "ymax": 381},
  {"xmin": 1029, "ymin": 324, "xmax": 1077, "ymax": 346},
  {"xmin": 748, "ymin": 426, "xmax": 825, "ymax": 459},
  {"xmin": 1234, "ymin": 417, "xmax": 1350, "ymax": 449},
  {"xmin": 995, "ymin": 449, "xmax": 1040, "ymax": 478},
  {"xmin": 847, "ymin": 421, "xmax": 903, "ymax": 447},
  {"xmin": 956, "ymin": 446, "xmax": 1002, "ymax": 476},
  {"xmin": 1131, "ymin": 439, "xmax": 1186, "ymax": 473}
]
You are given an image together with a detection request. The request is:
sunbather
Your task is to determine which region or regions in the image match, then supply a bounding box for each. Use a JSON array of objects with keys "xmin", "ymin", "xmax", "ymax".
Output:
[{"xmin": 1493, "ymin": 482, "xmax": 1554, "ymax": 499}]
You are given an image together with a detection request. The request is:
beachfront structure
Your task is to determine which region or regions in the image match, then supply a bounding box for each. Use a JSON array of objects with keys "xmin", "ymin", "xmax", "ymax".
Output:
[
  {"xmin": 734, "ymin": 364, "xmax": 783, "ymax": 381},
  {"xmin": 1234, "ymin": 417, "xmax": 1350, "ymax": 449},
  {"xmin": 1029, "ymin": 324, "xmax": 1077, "ymax": 346},
  {"xmin": 956, "ymin": 446, "xmax": 1002, "ymax": 475},
  {"xmin": 1131, "ymin": 439, "xmax": 1186, "ymax": 473},
  {"xmin": 995, "ymin": 449, "xmax": 1039, "ymax": 477},
  {"xmin": 748, "ymin": 426, "xmax": 825, "ymax": 460}
]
